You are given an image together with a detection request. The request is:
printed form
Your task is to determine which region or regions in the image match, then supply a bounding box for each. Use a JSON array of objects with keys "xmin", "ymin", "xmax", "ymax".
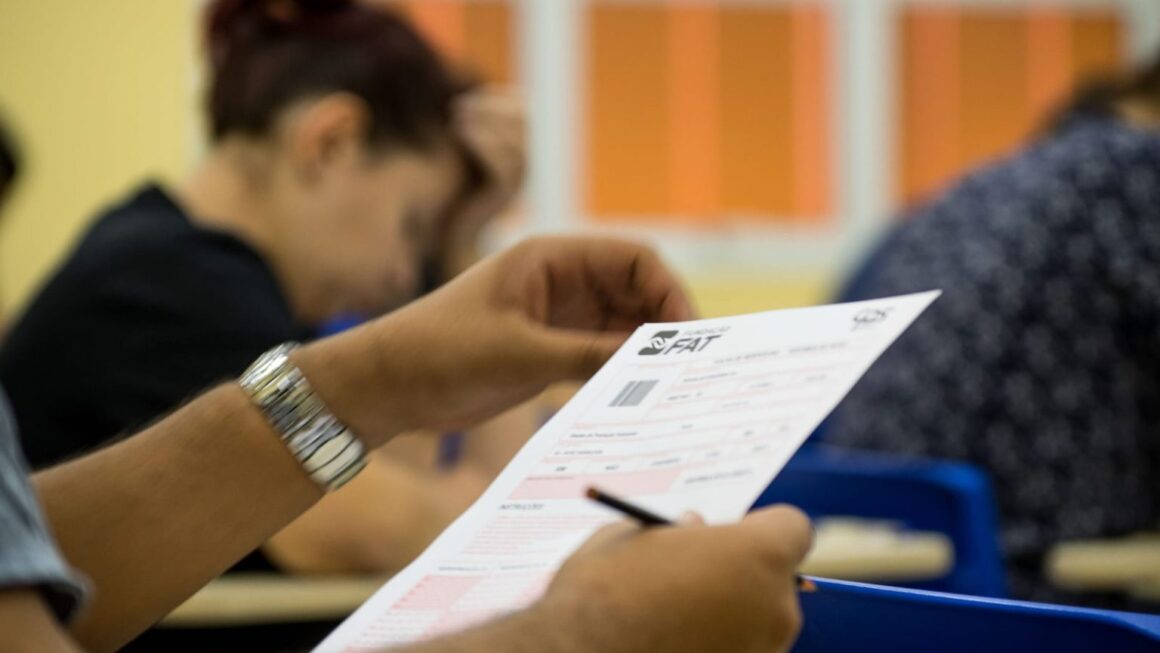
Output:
[{"xmin": 316, "ymin": 291, "xmax": 940, "ymax": 652}]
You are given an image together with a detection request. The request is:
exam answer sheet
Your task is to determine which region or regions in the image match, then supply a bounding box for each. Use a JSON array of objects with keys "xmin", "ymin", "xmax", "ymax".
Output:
[{"xmin": 316, "ymin": 291, "xmax": 940, "ymax": 652}]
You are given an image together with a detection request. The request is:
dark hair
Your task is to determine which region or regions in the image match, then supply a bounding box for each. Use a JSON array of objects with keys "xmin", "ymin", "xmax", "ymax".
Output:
[
  {"xmin": 0, "ymin": 115, "xmax": 19, "ymax": 190},
  {"xmin": 1047, "ymin": 53, "xmax": 1160, "ymax": 131},
  {"xmin": 205, "ymin": 0, "xmax": 470, "ymax": 150}
]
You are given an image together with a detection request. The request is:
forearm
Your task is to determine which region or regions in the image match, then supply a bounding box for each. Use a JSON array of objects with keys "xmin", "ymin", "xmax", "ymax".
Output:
[
  {"xmin": 0, "ymin": 591, "xmax": 83, "ymax": 653},
  {"xmin": 457, "ymin": 401, "xmax": 541, "ymax": 475},
  {"xmin": 35, "ymin": 384, "xmax": 322, "ymax": 652},
  {"xmin": 266, "ymin": 401, "xmax": 553, "ymax": 574},
  {"xmin": 263, "ymin": 450, "xmax": 482, "ymax": 574}
]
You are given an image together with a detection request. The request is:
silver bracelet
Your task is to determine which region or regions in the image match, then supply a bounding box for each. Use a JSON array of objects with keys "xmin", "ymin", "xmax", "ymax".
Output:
[{"xmin": 239, "ymin": 343, "xmax": 367, "ymax": 491}]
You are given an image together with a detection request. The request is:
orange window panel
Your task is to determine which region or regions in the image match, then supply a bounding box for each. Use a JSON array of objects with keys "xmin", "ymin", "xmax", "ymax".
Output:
[
  {"xmin": 463, "ymin": 2, "xmax": 514, "ymax": 85},
  {"xmin": 898, "ymin": 8, "xmax": 961, "ymax": 206},
  {"xmin": 789, "ymin": 4, "xmax": 832, "ymax": 221},
  {"xmin": 668, "ymin": 4, "xmax": 720, "ymax": 218},
  {"xmin": 897, "ymin": 6, "xmax": 1124, "ymax": 208},
  {"xmin": 382, "ymin": 0, "xmax": 515, "ymax": 84},
  {"xmin": 585, "ymin": 2, "xmax": 833, "ymax": 225},
  {"xmin": 584, "ymin": 4, "xmax": 671, "ymax": 217},
  {"xmin": 957, "ymin": 12, "xmax": 1029, "ymax": 175},
  {"xmin": 1072, "ymin": 14, "xmax": 1123, "ymax": 87},
  {"xmin": 718, "ymin": 7, "xmax": 795, "ymax": 220},
  {"xmin": 1026, "ymin": 7, "xmax": 1073, "ymax": 125}
]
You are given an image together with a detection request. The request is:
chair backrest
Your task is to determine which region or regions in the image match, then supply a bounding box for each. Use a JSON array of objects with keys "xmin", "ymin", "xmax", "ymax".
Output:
[
  {"xmin": 752, "ymin": 445, "xmax": 1006, "ymax": 597},
  {"xmin": 793, "ymin": 578, "xmax": 1160, "ymax": 653},
  {"xmin": 318, "ymin": 314, "xmax": 367, "ymax": 337}
]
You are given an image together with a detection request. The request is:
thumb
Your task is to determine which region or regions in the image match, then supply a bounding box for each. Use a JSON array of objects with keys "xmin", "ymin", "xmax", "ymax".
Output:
[
  {"xmin": 740, "ymin": 505, "xmax": 814, "ymax": 568},
  {"xmin": 533, "ymin": 329, "xmax": 632, "ymax": 380}
]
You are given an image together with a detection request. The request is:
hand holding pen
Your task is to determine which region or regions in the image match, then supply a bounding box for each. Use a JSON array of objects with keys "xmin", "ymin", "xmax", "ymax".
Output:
[
  {"xmin": 586, "ymin": 486, "xmax": 817, "ymax": 592},
  {"xmin": 542, "ymin": 488, "xmax": 813, "ymax": 653}
]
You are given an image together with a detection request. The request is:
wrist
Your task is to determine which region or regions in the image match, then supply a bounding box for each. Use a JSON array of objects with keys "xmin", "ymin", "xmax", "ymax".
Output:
[
  {"xmin": 239, "ymin": 343, "xmax": 368, "ymax": 491},
  {"xmin": 289, "ymin": 322, "xmax": 405, "ymax": 450}
]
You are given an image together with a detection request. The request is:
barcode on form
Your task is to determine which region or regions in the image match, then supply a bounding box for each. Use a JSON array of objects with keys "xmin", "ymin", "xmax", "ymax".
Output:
[{"xmin": 609, "ymin": 380, "xmax": 659, "ymax": 407}]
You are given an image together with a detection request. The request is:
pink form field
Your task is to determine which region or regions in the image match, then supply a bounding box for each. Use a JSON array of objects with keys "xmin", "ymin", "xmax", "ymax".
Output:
[{"xmin": 509, "ymin": 467, "xmax": 683, "ymax": 500}]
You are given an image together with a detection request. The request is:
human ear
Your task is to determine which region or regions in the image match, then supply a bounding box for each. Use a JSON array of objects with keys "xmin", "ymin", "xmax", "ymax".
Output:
[{"xmin": 286, "ymin": 93, "xmax": 371, "ymax": 182}]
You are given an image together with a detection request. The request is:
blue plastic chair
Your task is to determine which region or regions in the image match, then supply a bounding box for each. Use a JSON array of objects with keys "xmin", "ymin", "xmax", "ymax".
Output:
[
  {"xmin": 751, "ymin": 445, "xmax": 1006, "ymax": 597},
  {"xmin": 793, "ymin": 578, "xmax": 1160, "ymax": 653},
  {"xmin": 318, "ymin": 313, "xmax": 367, "ymax": 336}
]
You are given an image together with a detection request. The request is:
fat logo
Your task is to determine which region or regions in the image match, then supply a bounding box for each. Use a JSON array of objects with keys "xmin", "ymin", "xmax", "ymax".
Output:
[
  {"xmin": 638, "ymin": 330, "xmax": 723, "ymax": 355},
  {"xmin": 638, "ymin": 330, "xmax": 679, "ymax": 355}
]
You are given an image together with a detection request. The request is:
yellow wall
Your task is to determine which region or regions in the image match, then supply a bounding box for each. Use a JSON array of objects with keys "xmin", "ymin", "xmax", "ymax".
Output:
[
  {"xmin": 0, "ymin": 0, "xmax": 197, "ymax": 314},
  {"xmin": 687, "ymin": 273, "xmax": 832, "ymax": 318},
  {"xmin": 0, "ymin": 0, "xmax": 830, "ymax": 321}
]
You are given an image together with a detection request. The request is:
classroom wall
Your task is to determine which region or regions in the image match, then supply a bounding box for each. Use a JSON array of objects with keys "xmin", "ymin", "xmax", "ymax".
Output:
[
  {"xmin": 387, "ymin": 0, "xmax": 1142, "ymax": 317},
  {"xmin": 0, "ymin": 0, "xmax": 197, "ymax": 315},
  {"xmin": 0, "ymin": 0, "xmax": 1152, "ymax": 321}
]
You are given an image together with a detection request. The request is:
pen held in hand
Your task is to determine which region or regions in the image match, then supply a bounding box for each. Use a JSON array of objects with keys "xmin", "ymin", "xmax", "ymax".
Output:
[
  {"xmin": 585, "ymin": 486, "xmax": 816, "ymax": 593},
  {"xmin": 585, "ymin": 486, "xmax": 670, "ymax": 526}
]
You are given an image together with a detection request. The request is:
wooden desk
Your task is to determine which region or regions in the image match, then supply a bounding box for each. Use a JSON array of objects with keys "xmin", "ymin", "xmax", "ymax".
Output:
[
  {"xmin": 1047, "ymin": 533, "xmax": 1160, "ymax": 599},
  {"xmin": 802, "ymin": 519, "xmax": 953, "ymax": 581},
  {"xmin": 161, "ymin": 520, "xmax": 954, "ymax": 627},
  {"xmin": 161, "ymin": 575, "xmax": 388, "ymax": 627}
]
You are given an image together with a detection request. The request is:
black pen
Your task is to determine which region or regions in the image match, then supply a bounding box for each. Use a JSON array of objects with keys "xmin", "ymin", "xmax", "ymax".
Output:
[{"xmin": 585, "ymin": 486, "xmax": 816, "ymax": 592}]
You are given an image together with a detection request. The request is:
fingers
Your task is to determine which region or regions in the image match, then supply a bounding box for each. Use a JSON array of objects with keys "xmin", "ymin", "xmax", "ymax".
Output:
[
  {"xmin": 491, "ymin": 237, "xmax": 694, "ymax": 379},
  {"xmin": 739, "ymin": 505, "xmax": 814, "ymax": 568},
  {"xmin": 535, "ymin": 237, "xmax": 695, "ymax": 326},
  {"xmin": 454, "ymin": 90, "xmax": 526, "ymax": 186},
  {"xmin": 596, "ymin": 242, "xmax": 695, "ymax": 324},
  {"xmin": 457, "ymin": 116, "xmax": 524, "ymax": 179},
  {"xmin": 633, "ymin": 254, "xmax": 695, "ymax": 323},
  {"xmin": 629, "ymin": 247, "xmax": 693, "ymax": 323},
  {"xmin": 454, "ymin": 88, "xmax": 525, "ymax": 121}
]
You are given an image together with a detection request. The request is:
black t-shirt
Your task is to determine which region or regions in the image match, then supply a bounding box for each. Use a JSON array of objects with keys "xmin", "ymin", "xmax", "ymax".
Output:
[{"xmin": 0, "ymin": 183, "xmax": 313, "ymax": 569}]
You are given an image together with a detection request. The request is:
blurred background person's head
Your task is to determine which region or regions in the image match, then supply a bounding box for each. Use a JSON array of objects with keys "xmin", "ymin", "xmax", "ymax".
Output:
[
  {"xmin": 0, "ymin": 1, "xmax": 528, "ymax": 603},
  {"xmin": 187, "ymin": 0, "xmax": 494, "ymax": 324},
  {"xmin": 1049, "ymin": 52, "xmax": 1160, "ymax": 130},
  {"xmin": 0, "ymin": 117, "xmax": 19, "ymax": 212}
]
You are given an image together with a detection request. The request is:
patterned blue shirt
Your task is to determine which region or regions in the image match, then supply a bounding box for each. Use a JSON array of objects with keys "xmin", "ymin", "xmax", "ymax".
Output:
[{"xmin": 827, "ymin": 113, "xmax": 1160, "ymax": 600}]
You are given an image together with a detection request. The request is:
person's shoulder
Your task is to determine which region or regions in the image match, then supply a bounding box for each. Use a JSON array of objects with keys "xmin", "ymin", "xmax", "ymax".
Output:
[
  {"xmin": 25, "ymin": 182, "xmax": 293, "ymax": 335},
  {"xmin": 1052, "ymin": 112, "xmax": 1160, "ymax": 157},
  {"xmin": 1030, "ymin": 114, "xmax": 1160, "ymax": 183},
  {"xmin": 76, "ymin": 183, "xmax": 253, "ymax": 273},
  {"xmin": 73, "ymin": 184, "xmax": 265, "ymax": 281},
  {"xmin": 972, "ymin": 114, "xmax": 1160, "ymax": 215}
]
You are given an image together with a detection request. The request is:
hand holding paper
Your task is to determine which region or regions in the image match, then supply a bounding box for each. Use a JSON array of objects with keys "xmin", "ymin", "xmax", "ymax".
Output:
[
  {"xmin": 317, "ymin": 289, "xmax": 939, "ymax": 651},
  {"xmin": 293, "ymin": 236, "xmax": 694, "ymax": 448}
]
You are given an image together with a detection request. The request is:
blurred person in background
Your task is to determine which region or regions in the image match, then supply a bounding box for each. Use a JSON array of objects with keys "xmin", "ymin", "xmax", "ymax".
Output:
[
  {"xmin": 0, "ymin": 117, "xmax": 18, "ymax": 210},
  {"xmin": 0, "ymin": 116, "xmax": 22, "ymax": 327},
  {"xmin": 0, "ymin": 0, "xmax": 529, "ymax": 587},
  {"xmin": 0, "ymin": 84, "xmax": 812, "ymax": 653},
  {"xmin": 0, "ymin": 232, "xmax": 813, "ymax": 653},
  {"xmin": 825, "ymin": 51, "xmax": 1160, "ymax": 606}
]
